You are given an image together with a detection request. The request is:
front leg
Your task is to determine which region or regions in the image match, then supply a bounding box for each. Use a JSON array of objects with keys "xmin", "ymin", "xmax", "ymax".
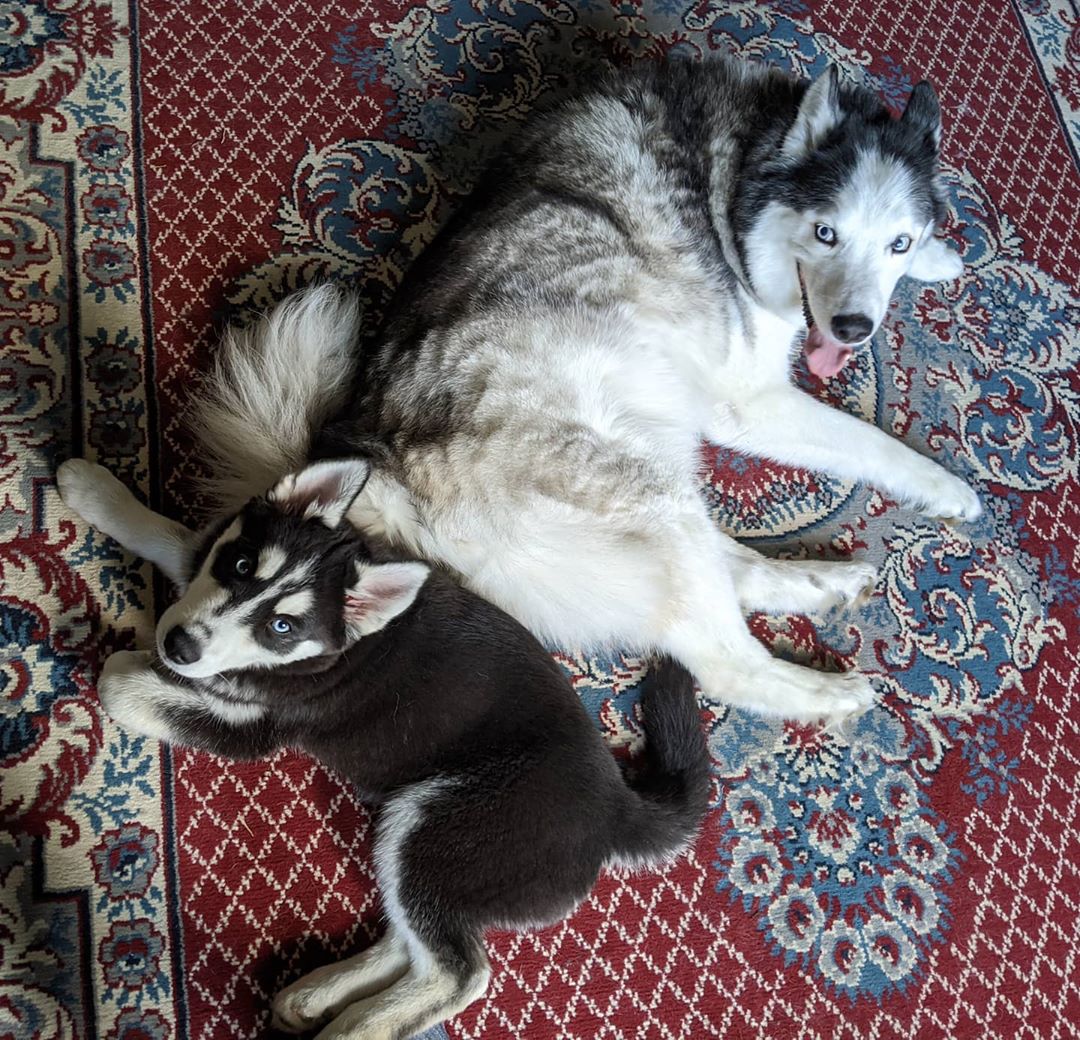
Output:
[
  {"xmin": 99, "ymin": 650, "xmax": 279, "ymax": 760},
  {"xmin": 716, "ymin": 388, "xmax": 982, "ymax": 521},
  {"xmin": 57, "ymin": 460, "xmax": 196, "ymax": 587}
]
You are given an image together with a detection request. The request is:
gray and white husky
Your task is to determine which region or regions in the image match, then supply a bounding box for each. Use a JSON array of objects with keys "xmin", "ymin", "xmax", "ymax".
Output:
[
  {"xmin": 71, "ymin": 59, "xmax": 979, "ymax": 727},
  {"xmin": 180, "ymin": 58, "xmax": 978, "ymax": 728},
  {"xmin": 246, "ymin": 57, "xmax": 970, "ymax": 727},
  {"xmin": 57, "ymin": 456, "xmax": 709, "ymax": 1039}
]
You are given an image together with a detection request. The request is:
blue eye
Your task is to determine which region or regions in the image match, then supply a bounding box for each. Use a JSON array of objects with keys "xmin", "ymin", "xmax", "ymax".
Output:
[
  {"xmin": 891, "ymin": 234, "xmax": 912, "ymax": 254},
  {"xmin": 234, "ymin": 555, "xmax": 253, "ymax": 578},
  {"xmin": 270, "ymin": 617, "xmax": 292, "ymax": 635},
  {"xmin": 814, "ymin": 223, "xmax": 836, "ymax": 245}
]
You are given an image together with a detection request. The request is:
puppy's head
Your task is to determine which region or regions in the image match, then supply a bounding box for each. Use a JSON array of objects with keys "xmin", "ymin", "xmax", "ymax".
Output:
[{"xmin": 157, "ymin": 459, "xmax": 428, "ymax": 679}]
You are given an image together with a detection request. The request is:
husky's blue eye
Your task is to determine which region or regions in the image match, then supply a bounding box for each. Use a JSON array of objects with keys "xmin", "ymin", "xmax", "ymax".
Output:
[
  {"xmin": 234, "ymin": 555, "xmax": 253, "ymax": 578},
  {"xmin": 814, "ymin": 223, "xmax": 836, "ymax": 245},
  {"xmin": 891, "ymin": 234, "xmax": 912, "ymax": 254},
  {"xmin": 270, "ymin": 616, "xmax": 292, "ymax": 635}
]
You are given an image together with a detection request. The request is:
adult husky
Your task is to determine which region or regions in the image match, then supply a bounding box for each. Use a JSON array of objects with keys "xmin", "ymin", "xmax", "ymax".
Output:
[{"xmin": 182, "ymin": 59, "xmax": 979, "ymax": 724}]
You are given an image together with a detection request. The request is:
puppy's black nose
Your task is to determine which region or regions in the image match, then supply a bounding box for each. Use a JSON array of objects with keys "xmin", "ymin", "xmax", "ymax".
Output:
[
  {"xmin": 830, "ymin": 313, "xmax": 874, "ymax": 344},
  {"xmin": 163, "ymin": 626, "xmax": 201, "ymax": 666}
]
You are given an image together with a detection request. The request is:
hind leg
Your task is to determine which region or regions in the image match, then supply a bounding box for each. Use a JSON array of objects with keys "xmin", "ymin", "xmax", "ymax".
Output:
[
  {"xmin": 723, "ymin": 538, "xmax": 877, "ymax": 614},
  {"xmin": 274, "ymin": 930, "xmax": 485, "ymax": 1040},
  {"xmin": 666, "ymin": 610, "xmax": 875, "ymax": 726},
  {"xmin": 661, "ymin": 515, "xmax": 876, "ymax": 725},
  {"xmin": 309, "ymin": 947, "xmax": 489, "ymax": 1040},
  {"xmin": 57, "ymin": 459, "xmax": 194, "ymax": 586},
  {"xmin": 274, "ymin": 782, "xmax": 492, "ymax": 1040},
  {"xmin": 271, "ymin": 930, "xmax": 411, "ymax": 1034},
  {"xmin": 674, "ymin": 631, "xmax": 875, "ymax": 725}
]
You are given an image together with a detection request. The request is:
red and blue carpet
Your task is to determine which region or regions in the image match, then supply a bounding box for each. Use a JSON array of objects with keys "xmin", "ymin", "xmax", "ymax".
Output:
[{"xmin": 2, "ymin": 1, "xmax": 1078, "ymax": 1038}]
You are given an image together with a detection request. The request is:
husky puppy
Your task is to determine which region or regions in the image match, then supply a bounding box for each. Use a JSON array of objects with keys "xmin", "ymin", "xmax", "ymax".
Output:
[
  {"xmin": 191, "ymin": 58, "xmax": 980, "ymax": 730},
  {"xmin": 56, "ymin": 456, "xmax": 709, "ymax": 1040}
]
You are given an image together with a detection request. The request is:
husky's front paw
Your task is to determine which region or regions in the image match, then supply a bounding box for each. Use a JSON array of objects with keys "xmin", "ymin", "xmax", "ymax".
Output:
[
  {"xmin": 98, "ymin": 650, "xmax": 170, "ymax": 740},
  {"xmin": 919, "ymin": 469, "xmax": 981, "ymax": 523},
  {"xmin": 101, "ymin": 648, "xmax": 153, "ymax": 679},
  {"xmin": 98, "ymin": 649, "xmax": 154, "ymax": 711},
  {"xmin": 57, "ymin": 459, "xmax": 129, "ymax": 529}
]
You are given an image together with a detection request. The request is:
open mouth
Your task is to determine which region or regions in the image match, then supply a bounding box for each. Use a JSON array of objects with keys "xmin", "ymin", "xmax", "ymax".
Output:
[{"xmin": 797, "ymin": 263, "xmax": 854, "ymax": 380}]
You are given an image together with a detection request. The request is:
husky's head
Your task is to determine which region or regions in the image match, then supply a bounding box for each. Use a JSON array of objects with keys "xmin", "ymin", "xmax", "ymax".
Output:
[
  {"xmin": 157, "ymin": 460, "xmax": 428, "ymax": 680},
  {"xmin": 738, "ymin": 66, "xmax": 964, "ymax": 378}
]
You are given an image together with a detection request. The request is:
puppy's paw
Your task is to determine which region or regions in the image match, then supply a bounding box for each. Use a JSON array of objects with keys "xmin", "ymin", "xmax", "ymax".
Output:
[
  {"xmin": 98, "ymin": 649, "xmax": 152, "ymax": 716},
  {"xmin": 57, "ymin": 459, "xmax": 131, "ymax": 529},
  {"xmin": 98, "ymin": 650, "xmax": 169, "ymax": 740},
  {"xmin": 101, "ymin": 648, "xmax": 154, "ymax": 680},
  {"xmin": 271, "ymin": 982, "xmax": 333, "ymax": 1035}
]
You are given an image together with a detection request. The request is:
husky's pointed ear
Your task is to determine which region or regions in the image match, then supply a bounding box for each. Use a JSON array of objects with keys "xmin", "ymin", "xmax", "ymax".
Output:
[
  {"xmin": 269, "ymin": 458, "xmax": 371, "ymax": 527},
  {"xmin": 783, "ymin": 64, "xmax": 843, "ymax": 159},
  {"xmin": 909, "ymin": 236, "xmax": 963, "ymax": 282},
  {"xmin": 901, "ymin": 80, "xmax": 942, "ymax": 149},
  {"xmin": 344, "ymin": 561, "xmax": 429, "ymax": 638}
]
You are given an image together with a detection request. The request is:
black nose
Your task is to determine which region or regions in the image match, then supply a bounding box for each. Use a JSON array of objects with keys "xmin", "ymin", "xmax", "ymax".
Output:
[
  {"xmin": 163, "ymin": 626, "xmax": 201, "ymax": 666},
  {"xmin": 830, "ymin": 313, "xmax": 874, "ymax": 344}
]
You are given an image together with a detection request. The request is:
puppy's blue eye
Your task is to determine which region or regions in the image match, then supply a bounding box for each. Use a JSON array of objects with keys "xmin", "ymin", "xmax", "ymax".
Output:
[
  {"xmin": 891, "ymin": 234, "xmax": 912, "ymax": 254},
  {"xmin": 270, "ymin": 617, "xmax": 292, "ymax": 635},
  {"xmin": 814, "ymin": 223, "xmax": 836, "ymax": 245},
  {"xmin": 234, "ymin": 555, "xmax": 253, "ymax": 578}
]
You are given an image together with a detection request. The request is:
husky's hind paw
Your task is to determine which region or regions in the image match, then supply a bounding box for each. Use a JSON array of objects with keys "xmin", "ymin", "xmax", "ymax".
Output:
[
  {"xmin": 822, "ymin": 704, "xmax": 870, "ymax": 743},
  {"xmin": 271, "ymin": 969, "xmax": 357, "ymax": 1035},
  {"xmin": 57, "ymin": 458, "xmax": 130, "ymax": 529},
  {"xmin": 270, "ymin": 990, "xmax": 328, "ymax": 1035},
  {"xmin": 820, "ymin": 677, "xmax": 875, "ymax": 742},
  {"xmin": 809, "ymin": 560, "xmax": 878, "ymax": 610}
]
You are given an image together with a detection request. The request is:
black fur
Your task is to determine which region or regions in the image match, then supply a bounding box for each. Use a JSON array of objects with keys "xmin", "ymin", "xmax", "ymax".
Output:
[
  {"xmin": 728, "ymin": 66, "xmax": 947, "ymax": 255},
  {"xmin": 154, "ymin": 499, "xmax": 710, "ymax": 1024}
]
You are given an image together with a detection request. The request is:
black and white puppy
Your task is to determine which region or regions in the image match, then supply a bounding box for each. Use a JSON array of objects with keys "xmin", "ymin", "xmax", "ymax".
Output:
[{"xmin": 57, "ymin": 457, "xmax": 710, "ymax": 1040}]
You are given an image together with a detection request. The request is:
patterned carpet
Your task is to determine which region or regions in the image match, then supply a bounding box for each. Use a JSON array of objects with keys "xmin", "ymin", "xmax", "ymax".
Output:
[{"xmin": 3, "ymin": 1, "xmax": 1079, "ymax": 1038}]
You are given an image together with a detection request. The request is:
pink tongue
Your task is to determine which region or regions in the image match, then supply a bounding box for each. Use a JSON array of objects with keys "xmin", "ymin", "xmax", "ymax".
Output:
[{"xmin": 804, "ymin": 325, "xmax": 853, "ymax": 379}]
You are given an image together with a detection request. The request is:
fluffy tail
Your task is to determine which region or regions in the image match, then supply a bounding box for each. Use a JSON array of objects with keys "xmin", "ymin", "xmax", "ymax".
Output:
[
  {"xmin": 187, "ymin": 283, "xmax": 361, "ymax": 511},
  {"xmin": 613, "ymin": 658, "xmax": 712, "ymax": 868}
]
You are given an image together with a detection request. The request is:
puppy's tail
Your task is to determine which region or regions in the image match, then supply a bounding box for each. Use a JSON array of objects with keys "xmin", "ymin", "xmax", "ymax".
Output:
[
  {"xmin": 612, "ymin": 658, "xmax": 712, "ymax": 869},
  {"xmin": 187, "ymin": 283, "xmax": 361, "ymax": 511}
]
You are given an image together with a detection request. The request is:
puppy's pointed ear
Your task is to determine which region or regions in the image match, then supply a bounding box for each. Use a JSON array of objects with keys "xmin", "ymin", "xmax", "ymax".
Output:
[
  {"xmin": 344, "ymin": 561, "xmax": 429, "ymax": 638},
  {"xmin": 782, "ymin": 64, "xmax": 843, "ymax": 159},
  {"xmin": 909, "ymin": 236, "xmax": 963, "ymax": 282},
  {"xmin": 901, "ymin": 80, "xmax": 942, "ymax": 149},
  {"xmin": 269, "ymin": 458, "xmax": 371, "ymax": 528}
]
